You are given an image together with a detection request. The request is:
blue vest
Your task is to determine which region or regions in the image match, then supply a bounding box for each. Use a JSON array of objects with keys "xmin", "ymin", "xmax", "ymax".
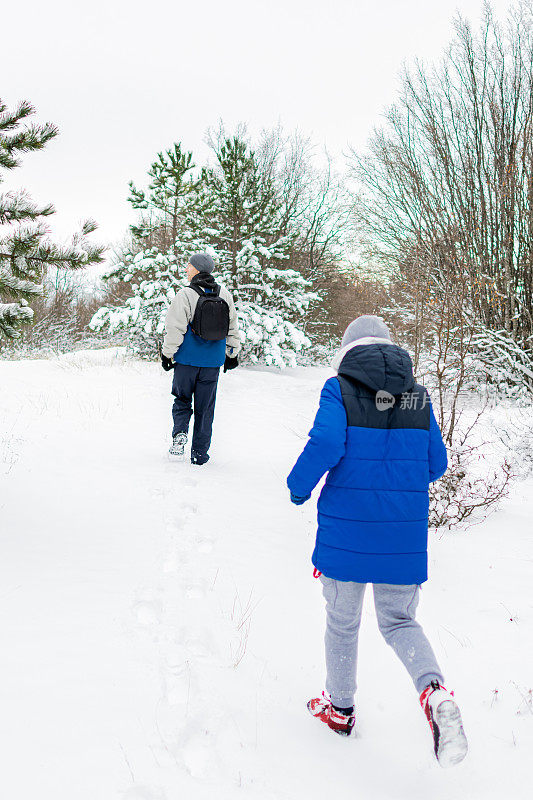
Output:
[{"xmin": 287, "ymin": 344, "xmax": 448, "ymax": 585}]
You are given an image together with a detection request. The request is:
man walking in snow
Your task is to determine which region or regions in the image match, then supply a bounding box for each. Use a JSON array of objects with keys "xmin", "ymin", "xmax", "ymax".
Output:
[
  {"xmin": 161, "ymin": 253, "xmax": 241, "ymax": 465},
  {"xmin": 287, "ymin": 315, "xmax": 468, "ymax": 767}
]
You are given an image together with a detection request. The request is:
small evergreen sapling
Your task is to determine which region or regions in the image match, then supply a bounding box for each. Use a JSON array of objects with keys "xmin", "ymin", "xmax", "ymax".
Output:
[{"xmin": 90, "ymin": 145, "xmax": 207, "ymax": 356}]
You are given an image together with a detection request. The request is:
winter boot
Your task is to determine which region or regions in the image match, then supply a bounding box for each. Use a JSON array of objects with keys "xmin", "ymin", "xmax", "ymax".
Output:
[
  {"xmin": 191, "ymin": 450, "xmax": 209, "ymax": 466},
  {"xmin": 419, "ymin": 680, "xmax": 468, "ymax": 767},
  {"xmin": 169, "ymin": 433, "xmax": 187, "ymax": 459},
  {"xmin": 307, "ymin": 691, "xmax": 355, "ymax": 737}
]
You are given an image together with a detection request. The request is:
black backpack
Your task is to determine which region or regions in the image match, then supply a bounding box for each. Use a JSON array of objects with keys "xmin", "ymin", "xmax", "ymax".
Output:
[{"xmin": 189, "ymin": 283, "xmax": 230, "ymax": 341}]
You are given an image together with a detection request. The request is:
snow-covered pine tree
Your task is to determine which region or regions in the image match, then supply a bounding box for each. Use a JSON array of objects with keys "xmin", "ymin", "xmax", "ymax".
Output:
[
  {"xmin": 90, "ymin": 144, "xmax": 207, "ymax": 356},
  {"xmin": 203, "ymin": 135, "xmax": 317, "ymax": 367},
  {"xmin": 0, "ymin": 98, "xmax": 104, "ymax": 340}
]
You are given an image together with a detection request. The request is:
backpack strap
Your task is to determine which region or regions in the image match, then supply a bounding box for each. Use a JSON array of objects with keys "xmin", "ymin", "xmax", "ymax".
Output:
[{"xmin": 188, "ymin": 283, "xmax": 221, "ymax": 298}]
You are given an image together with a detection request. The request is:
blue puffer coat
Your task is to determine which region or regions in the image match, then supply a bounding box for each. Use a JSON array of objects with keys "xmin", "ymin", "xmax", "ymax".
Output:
[{"xmin": 287, "ymin": 343, "xmax": 448, "ymax": 585}]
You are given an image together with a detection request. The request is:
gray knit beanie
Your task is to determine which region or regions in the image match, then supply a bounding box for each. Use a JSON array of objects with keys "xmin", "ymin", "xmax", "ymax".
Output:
[
  {"xmin": 189, "ymin": 252, "xmax": 215, "ymax": 274},
  {"xmin": 341, "ymin": 315, "xmax": 391, "ymax": 348}
]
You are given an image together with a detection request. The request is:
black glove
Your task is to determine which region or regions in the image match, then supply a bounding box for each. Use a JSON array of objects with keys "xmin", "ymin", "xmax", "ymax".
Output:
[
  {"xmin": 161, "ymin": 354, "xmax": 175, "ymax": 371},
  {"xmin": 290, "ymin": 491, "xmax": 311, "ymax": 506},
  {"xmin": 223, "ymin": 355, "xmax": 239, "ymax": 373}
]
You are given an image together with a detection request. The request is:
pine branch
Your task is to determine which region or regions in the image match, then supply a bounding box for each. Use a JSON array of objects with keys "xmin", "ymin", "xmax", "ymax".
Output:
[
  {"xmin": 0, "ymin": 123, "xmax": 59, "ymax": 171},
  {"xmin": 0, "ymin": 300, "xmax": 34, "ymax": 338},
  {"xmin": 127, "ymin": 182, "xmax": 148, "ymax": 209},
  {"xmin": 0, "ymin": 220, "xmax": 105, "ymax": 271},
  {"xmin": 0, "ymin": 96, "xmax": 58, "ymax": 172},
  {"xmin": 0, "ymin": 268, "xmax": 43, "ymax": 302},
  {"xmin": 0, "ymin": 191, "xmax": 55, "ymax": 224},
  {"xmin": 0, "ymin": 100, "xmax": 33, "ymax": 132},
  {"xmin": 80, "ymin": 218, "xmax": 98, "ymax": 235},
  {"xmin": 30, "ymin": 240, "xmax": 105, "ymax": 269},
  {"xmin": 0, "ymin": 226, "xmax": 47, "ymax": 277}
]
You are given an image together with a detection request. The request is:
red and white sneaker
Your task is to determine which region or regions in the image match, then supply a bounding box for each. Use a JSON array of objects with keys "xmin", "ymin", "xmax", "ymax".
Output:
[
  {"xmin": 420, "ymin": 681, "xmax": 468, "ymax": 767},
  {"xmin": 307, "ymin": 691, "xmax": 355, "ymax": 737}
]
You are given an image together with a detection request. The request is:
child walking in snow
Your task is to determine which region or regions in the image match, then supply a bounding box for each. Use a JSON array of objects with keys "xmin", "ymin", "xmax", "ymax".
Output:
[{"xmin": 287, "ymin": 315, "xmax": 468, "ymax": 767}]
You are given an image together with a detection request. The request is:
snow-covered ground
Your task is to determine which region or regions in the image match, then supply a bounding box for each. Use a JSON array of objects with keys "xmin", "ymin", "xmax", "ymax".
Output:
[{"xmin": 1, "ymin": 351, "xmax": 532, "ymax": 800}]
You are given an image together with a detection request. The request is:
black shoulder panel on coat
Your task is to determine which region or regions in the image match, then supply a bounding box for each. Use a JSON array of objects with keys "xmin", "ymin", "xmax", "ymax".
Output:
[{"xmin": 337, "ymin": 376, "xmax": 430, "ymax": 430}]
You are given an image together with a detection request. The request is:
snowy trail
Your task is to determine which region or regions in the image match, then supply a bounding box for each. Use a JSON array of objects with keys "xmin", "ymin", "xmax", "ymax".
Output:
[{"xmin": 1, "ymin": 352, "xmax": 532, "ymax": 799}]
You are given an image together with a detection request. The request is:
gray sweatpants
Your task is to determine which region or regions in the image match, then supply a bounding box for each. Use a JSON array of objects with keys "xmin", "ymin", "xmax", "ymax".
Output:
[{"xmin": 321, "ymin": 576, "xmax": 444, "ymax": 708}]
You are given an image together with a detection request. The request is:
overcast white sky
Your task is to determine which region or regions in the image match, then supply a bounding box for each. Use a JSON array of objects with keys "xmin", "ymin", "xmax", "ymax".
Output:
[{"xmin": 1, "ymin": 0, "xmax": 515, "ymax": 259}]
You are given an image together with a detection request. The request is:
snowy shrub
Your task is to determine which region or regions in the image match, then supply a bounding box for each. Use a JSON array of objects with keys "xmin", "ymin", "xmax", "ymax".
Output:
[
  {"xmin": 429, "ymin": 443, "xmax": 512, "ymax": 529},
  {"xmin": 468, "ymin": 326, "xmax": 533, "ymax": 402},
  {"xmin": 414, "ymin": 350, "xmax": 515, "ymax": 529},
  {"xmin": 0, "ymin": 268, "xmax": 113, "ymax": 359},
  {"xmin": 497, "ymin": 408, "xmax": 533, "ymax": 480},
  {"xmin": 411, "ymin": 327, "xmax": 531, "ymax": 526},
  {"xmin": 89, "ymin": 249, "xmax": 186, "ymax": 358},
  {"xmin": 217, "ymin": 240, "xmax": 317, "ymax": 368}
]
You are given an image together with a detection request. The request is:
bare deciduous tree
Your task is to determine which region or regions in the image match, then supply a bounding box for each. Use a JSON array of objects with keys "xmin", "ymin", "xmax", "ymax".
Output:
[{"xmin": 351, "ymin": 2, "xmax": 533, "ymax": 349}]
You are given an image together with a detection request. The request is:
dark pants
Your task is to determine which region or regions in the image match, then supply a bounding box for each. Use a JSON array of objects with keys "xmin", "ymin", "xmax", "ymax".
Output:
[{"xmin": 171, "ymin": 365, "xmax": 220, "ymax": 456}]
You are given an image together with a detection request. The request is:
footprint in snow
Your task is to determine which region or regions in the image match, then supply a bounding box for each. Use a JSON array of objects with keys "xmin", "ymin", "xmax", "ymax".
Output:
[
  {"xmin": 160, "ymin": 664, "xmax": 194, "ymax": 710},
  {"xmin": 162, "ymin": 651, "xmax": 191, "ymax": 676},
  {"xmin": 179, "ymin": 501, "xmax": 198, "ymax": 515},
  {"xmin": 150, "ymin": 487, "xmax": 169, "ymax": 500},
  {"xmin": 160, "ymin": 681, "xmax": 191, "ymax": 711},
  {"xmin": 185, "ymin": 583, "xmax": 207, "ymax": 600},
  {"xmin": 162, "ymin": 553, "xmax": 180, "ymax": 574},
  {"xmin": 178, "ymin": 627, "xmax": 216, "ymax": 659},
  {"xmin": 186, "ymin": 638, "xmax": 211, "ymax": 658},
  {"xmin": 178, "ymin": 734, "xmax": 214, "ymax": 779},
  {"xmin": 122, "ymin": 786, "xmax": 167, "ymax": 800},
  {"xmin": 165, "ymin": 516, "xmax": 186, "ymax": 534},
  {"xmin": 133, "ymin": 600, "xmax": 161, "ymax": 627},
  {"xmin": 196, "ymin": 538, "xmax": 213, "ymax": 554}
]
